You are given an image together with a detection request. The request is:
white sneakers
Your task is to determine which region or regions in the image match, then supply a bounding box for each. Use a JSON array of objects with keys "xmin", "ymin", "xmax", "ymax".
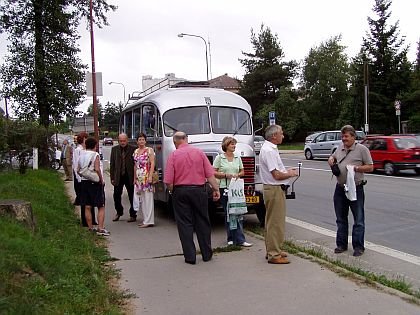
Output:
[{"xmin": 227, "ymin": 241, "xmax": 253, "ymax": 247}]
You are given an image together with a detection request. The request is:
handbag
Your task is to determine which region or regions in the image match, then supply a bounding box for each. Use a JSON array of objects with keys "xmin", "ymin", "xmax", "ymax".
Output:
[
  {"xmin": 78, "ymin": 153, "xmax": 100, "ymax": 183},
  {"xmin": 147, "ymin": 147, "xmax": 159, "ymax": 184},
  {"xmin": 227, "ymin": 178, "xmax": 248, "ymax": 215}
]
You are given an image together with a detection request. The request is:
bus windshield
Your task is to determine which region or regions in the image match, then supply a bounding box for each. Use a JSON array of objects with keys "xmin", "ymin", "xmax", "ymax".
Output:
[
  {"xmin": 163, "ymin": 106, "xmax": 210, "ymax": 136},
  {"xmin": 210, "ymin": 106, "xmax": 251, "ymax": 135}
]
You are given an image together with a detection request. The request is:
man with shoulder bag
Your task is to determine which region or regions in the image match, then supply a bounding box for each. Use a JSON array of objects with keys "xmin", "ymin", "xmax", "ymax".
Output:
[{"xmin": 328, "ymin": 125, "xmax": 373, "ymax": 257}]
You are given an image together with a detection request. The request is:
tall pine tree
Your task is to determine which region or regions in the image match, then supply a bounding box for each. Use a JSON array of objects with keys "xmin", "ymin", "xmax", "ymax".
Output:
[
  {"xmin": 239, "ymin": 24, "xmax": 297, "ymax": 116},
  {"xmin": 360, "ymin": 0, "xmax": 411, "ymax": 133}
]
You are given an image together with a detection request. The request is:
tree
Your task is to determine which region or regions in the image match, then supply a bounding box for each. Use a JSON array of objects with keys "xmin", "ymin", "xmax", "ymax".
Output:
[
  {"xmin": 87, "ymin": 99, "xmax": 103, "ymax": 127},
  {"xmin": 239, "ymin": 24, "xmax": 297, "ymax": 115},
  {"xmin": 102, "ymin": 101, "xmax": 122, "ymax": 132},
  {"xmin": 0, "ymin": 0, "xmax": 116, "ymax": 166},
  {"xmin": 400, "ymin": 39, "xmax": 420, "ymax": 131},
  {"xmin": 300, "ymin": 35, "xmax": 351, "ymax": 131},
  {"xmin": 255, "ymin": 89, "xmax": 308, "ymax": 140},
  {"xmin": 358, "ymin": 0, "xmax": 412, "ymax": 133}
]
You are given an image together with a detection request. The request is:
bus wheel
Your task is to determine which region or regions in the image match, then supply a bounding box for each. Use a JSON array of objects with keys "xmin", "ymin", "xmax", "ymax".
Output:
[{"xmin": 255, "ymin": 204, "xmax": 266, "ymax": 227}]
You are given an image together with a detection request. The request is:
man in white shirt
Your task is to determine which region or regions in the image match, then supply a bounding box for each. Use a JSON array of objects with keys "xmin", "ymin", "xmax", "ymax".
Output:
[{"xmin": 259, "ymin": 125, "xmax": 298, "ymax": 264}]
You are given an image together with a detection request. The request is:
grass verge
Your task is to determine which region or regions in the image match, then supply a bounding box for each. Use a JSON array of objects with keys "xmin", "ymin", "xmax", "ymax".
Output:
[
  {"xmin": 245, "ymin": 222, "xmax": 420, "ymax": 303},
  {"xmin": 278, "ymin": 143, "xmax": 304, "ymax": 150},
  {"xmin": 0, "ymin": 170, "xmax": 129, "ymax": 314}
]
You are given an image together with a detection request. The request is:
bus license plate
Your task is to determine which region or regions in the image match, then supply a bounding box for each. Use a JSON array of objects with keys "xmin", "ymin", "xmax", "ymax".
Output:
[{"xmin": 246, "ymin": 196, "xmax": 260, "ymax": 204}]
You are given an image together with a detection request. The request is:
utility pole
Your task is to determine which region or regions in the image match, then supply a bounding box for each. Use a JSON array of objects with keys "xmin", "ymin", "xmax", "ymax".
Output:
[
  {"xmin": 89, "ymin": 0, "xmax": 99, "ymax": 144},
  {"xmin": 363, "ymin": 62, "xmax": 369, "ymax": 134}
]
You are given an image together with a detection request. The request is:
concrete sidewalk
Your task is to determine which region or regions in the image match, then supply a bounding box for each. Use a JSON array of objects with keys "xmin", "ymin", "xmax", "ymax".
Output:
[{"xmin": 65, "ymin": 177, "xmax": 420, "ymax": 315}]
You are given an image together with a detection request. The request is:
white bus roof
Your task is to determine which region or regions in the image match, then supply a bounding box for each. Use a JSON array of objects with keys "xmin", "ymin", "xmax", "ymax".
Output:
[{"xmin": 123, "ymin": 88, "xmax": 252, "ymax": 114}]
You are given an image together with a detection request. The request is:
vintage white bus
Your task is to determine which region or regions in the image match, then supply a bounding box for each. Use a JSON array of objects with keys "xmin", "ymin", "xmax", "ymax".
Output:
[{"xmin": 119, "ymin": 80, "xmax": 266, "ymax": 224}]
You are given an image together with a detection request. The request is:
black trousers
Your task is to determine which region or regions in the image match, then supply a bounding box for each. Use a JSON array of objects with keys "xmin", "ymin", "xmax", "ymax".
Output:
[
  {"xmin": 113, "ymin": 172, "xmax": 135, "ymax": 218},
  {"xmin": 172, "ymin": 186, "xmax": 212, "ymax": 262},
  {"xmin": 73, "ymin": 171, "xmax": 96, "ymax": 226}
]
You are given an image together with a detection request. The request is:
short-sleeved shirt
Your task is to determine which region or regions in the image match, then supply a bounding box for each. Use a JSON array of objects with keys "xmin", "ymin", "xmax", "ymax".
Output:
[
  {"xmin": 331, "ymin": 142, "xmax": 373, "ymax": 185},
  {"xmin": 78, "ymin": 150, "xmax": 103, "ymax": 181},
  {"xmin": 213, "ymin": 153, "xmax": 244, "ymax": 188},
  {"xmin": 259, "ymin": 140, "xmax": 289, "ymax": 185},
  {"xmin": 164, "ymin": 143, "xmax": 214, "ymax": 186}
]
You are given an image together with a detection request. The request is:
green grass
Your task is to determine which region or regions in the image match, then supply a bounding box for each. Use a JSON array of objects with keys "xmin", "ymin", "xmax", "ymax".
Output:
[
  {"xmin": 0, "ymin": 170, "xmax": 127, "ymax": 314},
  {"xmin": 278, "ymin": 143, "xmax": 304, "ymax": 150},
  {"xmin": 245, "ymin": 222, "xmax": 420, "ymax": 302}
]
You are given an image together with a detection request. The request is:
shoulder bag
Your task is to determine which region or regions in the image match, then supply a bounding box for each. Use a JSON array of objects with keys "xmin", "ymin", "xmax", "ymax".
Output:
[
  {"xmin": 147, "ymin": 147, "xmax": 159, "ymax": 184},
  {"xmin": 78, "ymin": 153, "xmax": 100, "ymax": 183}
]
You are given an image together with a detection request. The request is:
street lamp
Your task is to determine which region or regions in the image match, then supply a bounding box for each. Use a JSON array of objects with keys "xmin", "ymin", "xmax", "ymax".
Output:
[
  {"xmin": 108, "ymin": 81, "xmax": 126, "ymax": 105},
  {"xmin": 178, "ymin": 33, "xmax": 209, "ymax": 81}
]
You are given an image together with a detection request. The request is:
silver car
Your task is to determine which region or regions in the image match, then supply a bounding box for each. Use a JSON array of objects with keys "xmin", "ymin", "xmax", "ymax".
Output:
[
  {"xmin": 305, "ymin": 132, "xmax": 322, "ymax": 143},
  {"xmin": 304, "ymin": 130, "xmax": 365, "ymax": 159}
]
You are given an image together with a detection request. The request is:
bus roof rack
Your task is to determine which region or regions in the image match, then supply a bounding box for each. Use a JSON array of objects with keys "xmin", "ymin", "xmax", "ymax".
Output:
[
  {"xmin": 171, "ymin": 81, "xmax": 210, "ymax": 88},
  {"xmin": 126, "ymin": 78, "xmax": 211, "ymax": 104}
]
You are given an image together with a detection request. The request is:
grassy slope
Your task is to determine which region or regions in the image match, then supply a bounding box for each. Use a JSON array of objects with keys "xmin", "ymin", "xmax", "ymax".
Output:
[{"xmin": 0, "ymin": 170, "xmax": 123, "ymax": 314}]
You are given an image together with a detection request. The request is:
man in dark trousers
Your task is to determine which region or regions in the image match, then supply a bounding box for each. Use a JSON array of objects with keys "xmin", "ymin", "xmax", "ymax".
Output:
[
  {"xmin": 328, "ymin": 125, "xmax": 373, "ymax": 257},
  {"xmin": 164, "ymin": 131, "xmax": 220, "ymax": 264},
  {"xmin": 110, "ymin": 133, "xmax": 136, "ymax": 222}
]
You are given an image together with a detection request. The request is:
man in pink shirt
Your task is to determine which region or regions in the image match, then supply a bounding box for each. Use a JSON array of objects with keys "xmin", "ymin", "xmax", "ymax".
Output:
[{"xmin": 164, "ymin": 131, "xmax": 220, "ymax": 264}]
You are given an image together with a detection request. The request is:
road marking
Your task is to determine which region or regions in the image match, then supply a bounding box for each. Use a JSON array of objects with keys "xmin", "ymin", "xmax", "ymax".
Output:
[
  {"xmin": 286, "ymin": 217, "xmax": 420, "ymax": 266},
  {"xmin": 283, "ymin": 164, "xmax": 420, "ymax": 181}
]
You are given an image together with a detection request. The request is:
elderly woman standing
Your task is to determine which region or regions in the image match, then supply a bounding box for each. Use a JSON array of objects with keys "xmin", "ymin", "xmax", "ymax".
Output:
[
  {"xmin": 213, "ymin": 137, "xmax": 252, "ymax": 247},
  {"xmin": 133, "ymin": 133, "xmax": 155, "ymax": 228}
]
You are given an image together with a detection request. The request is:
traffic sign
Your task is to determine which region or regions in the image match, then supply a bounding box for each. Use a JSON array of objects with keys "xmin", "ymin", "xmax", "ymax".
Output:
[{"xmin": 269, "ymin": 111, "xmax": 276, "ymax": 125}]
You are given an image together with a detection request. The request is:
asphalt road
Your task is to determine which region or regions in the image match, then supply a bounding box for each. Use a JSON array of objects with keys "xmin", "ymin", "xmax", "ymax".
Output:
[{"xmin": 96, "ymin": 144, "xmax": 420, "ymax": 313}]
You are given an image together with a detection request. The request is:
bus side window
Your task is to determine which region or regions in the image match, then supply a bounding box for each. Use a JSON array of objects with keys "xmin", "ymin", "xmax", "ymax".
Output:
[
  {"xmin": 125, "ymin": 111, "xmax": 133, "ymax": 139},
  {"xmin": 156, "ymin": 109, "xmax": 162, "ymax": 137},
  {"xmin": 133, "ymin": 108, "xmax": 141, "ymax": 137},
  {"xmin": 142, "ymin": 105, "xmax": 156, "ymax": 137}
]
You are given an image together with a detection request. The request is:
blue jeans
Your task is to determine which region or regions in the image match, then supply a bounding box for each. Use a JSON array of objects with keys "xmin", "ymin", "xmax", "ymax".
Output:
[
  {"xmin": 220, "ymin": 189, "xmax": 246, "ymax": 245},
  {"xmin": 333, "ymin": 184, "xmax": 365, "ymax": 250}
]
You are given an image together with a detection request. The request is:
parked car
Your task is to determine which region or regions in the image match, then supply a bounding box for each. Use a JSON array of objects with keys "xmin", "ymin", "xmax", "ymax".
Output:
[
  {"xmin": 361, "ymin": 135, "xmax": 420, "ymax": 175},
  {"xmin": 103, "ymin": 137, "xmax": 114, "ymax": 146},
  {"xmin": 305, "ymin": 131, "xmax": 322, "ymax": 143},
  {"xmin": 254, "ymin": 135, "xmax": 265, "ymax": 154},
  {"xmin": 304, "ymin": 130, "xmax": 366, "ymax": 160}
]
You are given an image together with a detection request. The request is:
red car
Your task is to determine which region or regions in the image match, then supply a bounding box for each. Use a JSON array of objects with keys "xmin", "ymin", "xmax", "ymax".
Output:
[
  {"xmin": 103, "ymin": 137, "xmax": 114, "ymax": 146},
  {"xmin": 361, "ymin": 135, "xmax": 420, "ymax": 175}
]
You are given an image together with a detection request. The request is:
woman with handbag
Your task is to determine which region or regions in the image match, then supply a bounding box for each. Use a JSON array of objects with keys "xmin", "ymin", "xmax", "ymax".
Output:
[
  {"xmin": 78, "ymin": 137, "xmax": 109, "ymax": 236},
  {"xmin": 213, "ymin": 137, "xmax": 252, "ymax": 247},
  {"xmin": 133, "ymin": 133, "xmax": 155, "ymax": 228}
]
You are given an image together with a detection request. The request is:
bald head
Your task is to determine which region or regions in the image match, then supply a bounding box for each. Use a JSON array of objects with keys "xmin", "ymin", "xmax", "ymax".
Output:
[
  {"xmin": 173, "ymin": 131, "xmax": 187, "ymax": 148},
  {"xmin": 118, "ymin": 133, "xmax": 128, "ymax": 147}
]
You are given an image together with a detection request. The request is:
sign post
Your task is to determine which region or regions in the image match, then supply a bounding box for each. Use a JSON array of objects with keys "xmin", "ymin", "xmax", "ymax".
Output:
[
  {"xmin": 395, "ymin": 100, "xmax": 401, "ymax": 134},
  {"xmin": 269, "ymin": 111, "xmax": 276, "ymax": 125}
]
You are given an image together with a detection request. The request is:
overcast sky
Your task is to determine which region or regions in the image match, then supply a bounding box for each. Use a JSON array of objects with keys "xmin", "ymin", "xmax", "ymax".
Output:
[{"xmin": 1, "ymin": 0, "xmax": 419, "ymax": 113}]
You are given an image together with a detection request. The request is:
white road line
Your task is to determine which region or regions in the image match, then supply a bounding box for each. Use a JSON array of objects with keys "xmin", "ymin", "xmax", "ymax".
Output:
[
  {"xmin": 283, "ymin": 165, "xmax": 420, "ymax": 181},
  {"xmin": 286, "ymin": 216, "xmax": 420, "ymax": 266}
]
